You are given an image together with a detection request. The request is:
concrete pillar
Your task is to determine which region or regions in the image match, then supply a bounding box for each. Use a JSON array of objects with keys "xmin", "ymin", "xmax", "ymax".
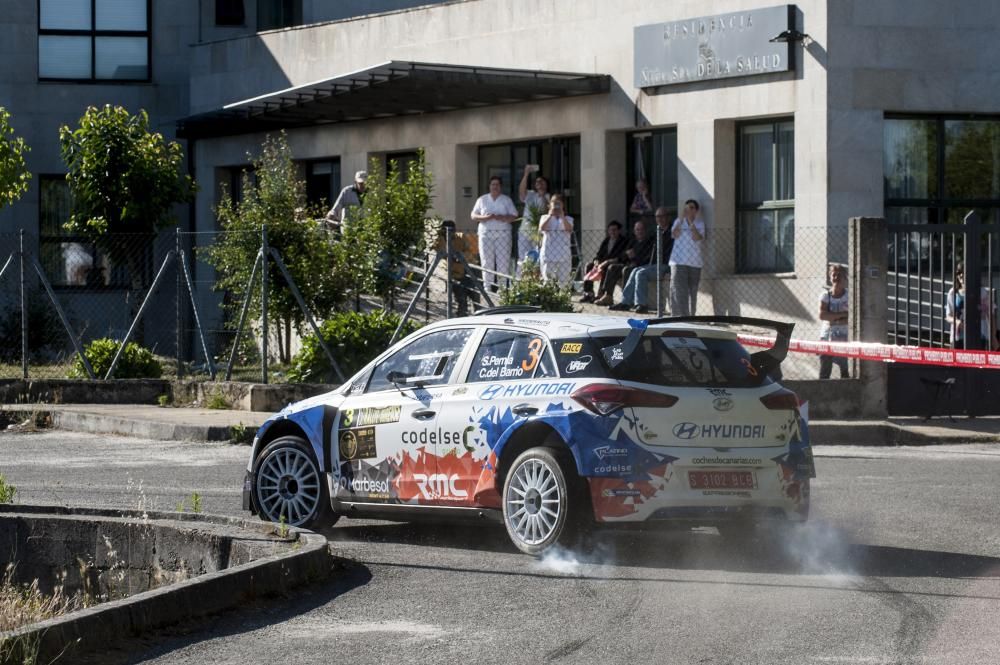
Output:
[{"xmin": 849, "ymin": 216, "xmax": 888, "ymax": 418}]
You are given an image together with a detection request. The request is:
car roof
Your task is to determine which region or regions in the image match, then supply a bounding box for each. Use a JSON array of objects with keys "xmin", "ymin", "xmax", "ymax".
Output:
[{"xmin": 418, "ymin": 313, "xmax": 739, "ymax": 339}]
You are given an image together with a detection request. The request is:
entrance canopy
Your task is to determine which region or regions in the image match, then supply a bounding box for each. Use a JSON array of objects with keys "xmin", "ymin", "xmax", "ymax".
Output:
[{"xmin": 177, "ymin": 61, "xmax": 611, "ymax": 139}]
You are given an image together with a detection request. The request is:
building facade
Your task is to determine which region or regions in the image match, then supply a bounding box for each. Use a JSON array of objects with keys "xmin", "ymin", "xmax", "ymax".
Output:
[{"xmin": 4, "ymin": 0, "xmax": 1000, "ymax": 364}]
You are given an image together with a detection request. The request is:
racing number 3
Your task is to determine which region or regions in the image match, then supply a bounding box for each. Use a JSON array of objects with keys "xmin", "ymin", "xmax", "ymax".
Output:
[{"xmin": 521, "ymin": 338, "xmax": 543, "ymax": 373}]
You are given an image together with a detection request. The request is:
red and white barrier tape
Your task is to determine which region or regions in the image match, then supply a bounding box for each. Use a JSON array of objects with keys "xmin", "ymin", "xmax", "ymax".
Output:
[{"xmin": 737, "ymin": 334, "xmax": 1000, "ymax": 370}]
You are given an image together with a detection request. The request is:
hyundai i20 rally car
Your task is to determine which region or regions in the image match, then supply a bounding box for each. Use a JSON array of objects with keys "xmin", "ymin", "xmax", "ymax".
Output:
[{"xmin": 243, "ymin": 309, "xmax": 815, "ymax": 555}]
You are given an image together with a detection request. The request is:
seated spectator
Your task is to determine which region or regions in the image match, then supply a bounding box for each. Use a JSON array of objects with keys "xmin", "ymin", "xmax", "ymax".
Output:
[
  {"xmin": 580, "ymin": 220, "xmax": 628, "ymax": 303},
  {"xmin": 612, "ymin": 207, "xmax": 674, "ymax": 314},
  {"xmin": 595, "ymin": 220, "xmax": 654, "ymax": 307}
]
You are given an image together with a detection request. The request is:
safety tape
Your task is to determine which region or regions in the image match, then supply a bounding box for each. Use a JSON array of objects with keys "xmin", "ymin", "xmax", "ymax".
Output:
[{"xmin": 737, "ymin": 334, "xmax": 1000, "ymax": 370}]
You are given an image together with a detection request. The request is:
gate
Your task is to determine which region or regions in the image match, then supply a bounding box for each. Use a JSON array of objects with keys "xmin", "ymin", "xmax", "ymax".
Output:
[{"xmin": 887, "ymin": 211, "xmax": 1000, "ymax": 415}]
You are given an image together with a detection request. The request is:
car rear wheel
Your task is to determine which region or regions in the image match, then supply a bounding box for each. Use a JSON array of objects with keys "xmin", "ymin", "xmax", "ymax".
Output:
[
  {"xmin": 253, "ymin": 436, "xmax": 337, "ymax": 530},
  {"xmin": 502, "ymin": 447, "xmax": 588, "ymax": 556}
]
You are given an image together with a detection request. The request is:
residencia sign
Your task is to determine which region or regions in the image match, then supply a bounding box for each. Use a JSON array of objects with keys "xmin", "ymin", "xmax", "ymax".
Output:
[{"xmin": 634, "ymin": 5, "xmax": 794, "ymax": 88}]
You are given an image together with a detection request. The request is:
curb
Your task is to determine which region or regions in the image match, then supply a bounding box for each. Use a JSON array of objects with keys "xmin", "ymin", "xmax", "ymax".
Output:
[
  {"xmin": 47, "ymin": 410, "xmax": 239, "ymax": 442},
  {"xmin": 810, "ymin": 422, "xmax": 1000, "ymax": 446},
  {"xmin": 0, "ymin": 506, "xmax": 332, "ymax": 664}
]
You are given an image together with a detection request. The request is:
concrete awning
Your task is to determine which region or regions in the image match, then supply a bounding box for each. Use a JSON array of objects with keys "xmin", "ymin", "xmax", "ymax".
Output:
[{"xmin": 177, "ymin": 61, "xmax": 611, "ymax": 139}]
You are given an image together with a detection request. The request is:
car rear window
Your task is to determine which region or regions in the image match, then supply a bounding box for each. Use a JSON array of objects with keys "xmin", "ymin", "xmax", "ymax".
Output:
[{"xmin": 553, "ymin": 334, "xmax": 773, "ymax": 387}]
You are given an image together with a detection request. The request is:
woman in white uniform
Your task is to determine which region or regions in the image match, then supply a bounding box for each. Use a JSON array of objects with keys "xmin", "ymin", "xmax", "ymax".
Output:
[
  {"xmin": 471, "ymin": 176, "xmax": 518, "ymax": 290},
  {"xmin": 538, "ymin": 194, "xmax": 574, "ymax": 286}
]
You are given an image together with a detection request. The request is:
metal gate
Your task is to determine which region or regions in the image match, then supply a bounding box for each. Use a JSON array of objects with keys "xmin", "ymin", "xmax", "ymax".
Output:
[{"xmin": 887, "ymin": 211, "xmax": 1000, "ymax": 415}]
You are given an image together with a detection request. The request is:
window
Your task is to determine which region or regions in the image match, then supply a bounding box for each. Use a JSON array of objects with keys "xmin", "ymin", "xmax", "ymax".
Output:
[
  {"xmin": 884, "ymin": 115, "xmax": 1000, "ymax": 226},
  {"xmin": 216, "ymin": 0, "xmax": 245, "ymax": 25},
  {"xmin": 737, "ymin": 119, "xmax": 795, "ymax": 273},
  {"xmin": 38, "ymin": 175, "xmax": 141, "ymax": 288},
  {"xmin": 38, "ymin": 0, "xmax": 150, "ymax": 81},
  {"xmin": 627, "ymin": 129, "xmax": 678, "ymax": 231},
  {"xmin": 367, "ymin": 329, "xmax": 473, "ymax": 393},
  {"xmin": 257, "ymin": 0, "xmax": 301, "ymax": 31},
  {"xmin": 467, "ymin": 329, "xmax": 556, "ymax": 383},
  {"xmin": 305, "ymin": 159, "xmax": 341, "ymax": 210}
]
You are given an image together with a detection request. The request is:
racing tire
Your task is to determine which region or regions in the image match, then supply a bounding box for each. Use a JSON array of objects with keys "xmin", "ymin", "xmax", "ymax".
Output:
[
  {"xmin": 502, "ymin": 447, "xmax": 589, "ymax": 556},
  {"xmin": 253, "ymin": 436, "xmax": 338, "ymax": 530}
]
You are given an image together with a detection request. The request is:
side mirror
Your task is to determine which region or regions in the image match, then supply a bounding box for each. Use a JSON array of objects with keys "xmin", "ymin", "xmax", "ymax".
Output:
[{"xmin": 386, "ymin": 370, "xmax": 412, "ymax": 386}]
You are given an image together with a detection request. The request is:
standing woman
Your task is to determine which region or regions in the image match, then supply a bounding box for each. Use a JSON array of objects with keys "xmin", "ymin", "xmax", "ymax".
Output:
[
  {"xmin": 471, "ymin": 176, "xmax": 519, "ymax": 291},
  {"xmin": 517, "ymin": 164, "xmax": 550, "ymax": 273},
  {"xmin": 538, "ymin": 194, "xmax": 574, "ymax": 285}
]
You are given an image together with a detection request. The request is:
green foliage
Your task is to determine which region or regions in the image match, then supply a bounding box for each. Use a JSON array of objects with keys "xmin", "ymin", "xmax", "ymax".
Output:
[
  {"xmin": 287, "ymin": 311, "xmax": 420, "ymax": 383},
  {"xmin": 500, "ymin": 260, "xmax": 574, "ymax": 312},
  {"xmin": 0, "ymin": 290, "xmax": 67, "ymax": 362},
  {"xmin": 59, "ymin": 105, "xmax": 195, "ymax": 235},
  {"xmin": 0, "ymin": 474, "xmax": 15, "ymax": 504},
  {"xmin": 157, "ymin": 394, "xmax": 170, "ymax": 407},
  {"xmin": 349, "ymin": 152, "xmax": 435, "ymax": 303},
  {"xmin": 205, "ymin": 133, "xmax": 352, "ymax": 346},
  {"xmin": 230, "ymin": 422, "xmax": 254, "ymax": 444},
  {"xmin": 205, "ymin": 392, "xmax": 229, "ymax": 410},
  {"xmin": 190, "ymin": 492, "xmax": 202, "ymax": 513},
  {"xmin": 69, "ymin": 338, "xmax": 162, "ymax": 379},
  {"xmin": 0, "ymin": 107, "xmax": 30, "ymax": 209}
]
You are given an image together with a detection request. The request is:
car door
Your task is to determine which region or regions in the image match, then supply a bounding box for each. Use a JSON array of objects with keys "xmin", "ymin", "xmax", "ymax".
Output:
[
  {"xmin": 334, "ymin": 327, "xmax": 474, "ymax": 505},
  {"xmin": 434, "ymin": 327, "xmax": 561, "ymax": 506}
]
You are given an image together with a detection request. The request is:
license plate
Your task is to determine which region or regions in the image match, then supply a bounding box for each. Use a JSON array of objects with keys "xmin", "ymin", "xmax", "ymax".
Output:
[{"xmin": 688, "ymin": 470, "xmax": 756, "ymax": 490}]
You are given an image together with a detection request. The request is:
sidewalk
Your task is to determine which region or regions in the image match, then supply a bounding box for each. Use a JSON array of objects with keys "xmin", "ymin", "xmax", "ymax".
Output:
[{"xmin": 3, "ymin": 403, "xmax": 1000, "ymax": 445}]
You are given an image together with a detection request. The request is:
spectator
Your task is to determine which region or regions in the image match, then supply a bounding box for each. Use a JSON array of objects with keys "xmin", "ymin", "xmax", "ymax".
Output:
[
  {"xmin": 538, "ymin": 194, "xmax": 574, "ymax": 286},
  {"xmin": 471, "ymin": 175, "xmax": 518, "ymax": 291},
  {"xmin": 598, "ymin": 220, "xmax": 654, "ymax": 308},
  {"xmin": 669, "ymin": 199, "xmax": 706, "ymax": 317},
  {"xmin": 818, "ymin": 263, "xmax": 850, "ymax": 379},
  {"xmin": 630, "ymin": 178, "xmax": 652, "ymax": 218},
  {"xmin": 517, "ymin": 165, "xmax": 550, "ymax": 274},
  {"xmin": 326, "ymin": 170, "xmax": 367, "ymax": 231},
  {"xmin": 946, "ymin": 265, "xmax": 998, "ymax": 350},
  {"xmin": 579, "ymin": 220, "xmax": 628, "ymax": 303},
  {"xmin": 614, "ymin": 207, "xmax": 675, "ymax": 314}
]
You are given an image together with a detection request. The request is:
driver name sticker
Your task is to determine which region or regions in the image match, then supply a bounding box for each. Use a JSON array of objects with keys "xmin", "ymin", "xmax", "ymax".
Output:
[
  {"xmin": 342, "ymin": 405, "xmax": 401, "ymax": 428},
  {"xmin": 340, "ymin": 426, "xmax": 377, "ymax": 460}
]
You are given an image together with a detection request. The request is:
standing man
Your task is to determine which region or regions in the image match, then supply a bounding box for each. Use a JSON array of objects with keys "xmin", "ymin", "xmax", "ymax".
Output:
[
  {"xmin": 472, "ymin": 176, "xmax": 518, "ymax": 291},
  {"xmin": 818, "ymin": 263, "xmax": 850, "ymax": 379},
  {"xmin": 326, "ymin": 170, "xmax": 367, "ymax": 232},
  {"xmin": 669, "ymin": 199, "xmax": 706, "ymax": 317}
]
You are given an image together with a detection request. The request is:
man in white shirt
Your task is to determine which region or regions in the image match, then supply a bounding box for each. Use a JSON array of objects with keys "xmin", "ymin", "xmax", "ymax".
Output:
[
  {"xmin": 669, "ymin": 199, "xmax": 706, "ymax": 317},
  {"xmin": 471, "ymin": 176, "xmax": 518, "ymax": 290},
  {"xmin": 326, "ymin": 170, "xmax": 367, "ymax": 232}
]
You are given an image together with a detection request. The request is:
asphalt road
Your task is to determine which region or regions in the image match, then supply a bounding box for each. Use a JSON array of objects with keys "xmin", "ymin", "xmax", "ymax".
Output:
[{"xmin": 2, "ymin": 430, "xmax": 1000, "ymax": 665}]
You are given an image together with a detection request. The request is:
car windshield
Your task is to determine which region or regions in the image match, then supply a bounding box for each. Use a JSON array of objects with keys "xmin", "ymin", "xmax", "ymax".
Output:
[{"xmin": 553, "ymin": 334, "xmax": 772, "ymax": 388}]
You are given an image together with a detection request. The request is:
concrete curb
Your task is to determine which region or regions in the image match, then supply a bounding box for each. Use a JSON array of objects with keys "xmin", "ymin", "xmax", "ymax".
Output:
[
  {"xmin": 0, "ymin": 506, "xmax": 332, "ymax": 664},
  {"xmin": 45, "ymin": 410, "xmax": 238, "ymax": 442},
  {"xmin": 810, "ymin": 421, "xmax": 1000, "ymax": 446}
]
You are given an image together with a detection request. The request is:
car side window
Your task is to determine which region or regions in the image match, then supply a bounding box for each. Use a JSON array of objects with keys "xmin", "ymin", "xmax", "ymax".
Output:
[
  {"xmin": 467, "ymin": 329, "xmax": 555, "ymax": 383},
  {"xmin": 367, "ymin": 328, "xmax": 473, "ymax": 393}
]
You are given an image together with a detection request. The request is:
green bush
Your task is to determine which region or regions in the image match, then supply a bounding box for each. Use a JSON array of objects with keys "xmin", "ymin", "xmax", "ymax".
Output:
[
  {"xmin": 288, "ymin": 311, "xmax": 421, "ymax": 383},
  {"xmin": 500, "ymin": 261, "xmax": 574, "ymax": 313},
  {"xmin": 69, "ymin": 338, "xmax": 162, "ymax": 379}
]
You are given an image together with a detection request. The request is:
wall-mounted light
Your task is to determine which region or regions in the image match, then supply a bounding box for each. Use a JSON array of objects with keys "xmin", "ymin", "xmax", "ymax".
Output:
[{"xmin": 769, "ymin": 29, "xmax": 811, "ymax": 44}]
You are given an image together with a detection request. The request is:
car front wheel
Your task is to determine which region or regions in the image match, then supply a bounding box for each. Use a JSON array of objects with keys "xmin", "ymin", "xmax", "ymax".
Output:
[
  {"xmin": 253, "ymin": 436, "xmax": 337, "ymax": 529},
  {"xmin": 502, "ymin": 447, "xmax": 587, "ymax": 556}
]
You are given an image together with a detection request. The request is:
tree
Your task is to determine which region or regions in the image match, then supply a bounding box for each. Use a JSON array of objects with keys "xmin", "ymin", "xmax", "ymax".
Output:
[
  {"xmin": 0, "ymin": 107, "xmax": 30, "ymax": 210},
  {"xmin": 205, "ymin": 132, "xmax": 352, "ymax": 363},
  {"xmin": 59, "ymin": 105, "xmax": 195, "ymax": 235},
  {"xmin": 348, "ymin": 151, "xmax": 435, "ymax": 306}
]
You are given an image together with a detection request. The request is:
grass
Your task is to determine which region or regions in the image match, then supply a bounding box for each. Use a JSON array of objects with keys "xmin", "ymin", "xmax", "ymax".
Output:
[
  {"xmin": 0, "ymin": 564, "xmax": 81, "ymax": 633},
  {"xmin": 204, "ymin": 392, "xmax": 230, "ymax": 410},
  {"xmin": 0, "ymin": 474, "xmax": 15, "ymax": 504}
]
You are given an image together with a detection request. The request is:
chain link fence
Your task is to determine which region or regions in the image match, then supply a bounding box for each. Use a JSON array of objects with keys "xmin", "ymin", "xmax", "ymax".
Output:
[{"xmin": 1, "ymin": 222, "xmax": 846, "ymax": 383}]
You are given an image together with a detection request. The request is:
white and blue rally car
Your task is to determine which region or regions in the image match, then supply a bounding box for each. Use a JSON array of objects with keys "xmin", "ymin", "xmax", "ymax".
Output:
[{"xmin": 243, "ymin": 309, "xmax": 814, "ymax": 555}]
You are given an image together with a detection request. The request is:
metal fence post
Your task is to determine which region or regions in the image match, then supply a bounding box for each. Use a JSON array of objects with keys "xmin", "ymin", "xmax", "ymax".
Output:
[
  {"xmin": 261, "ymin": 225, "xmax": 269, "ymax": 385},
  {"xmin": 445, "ymin": 221, "xmax": 453, "ymax": 319},
  {"xmin": 19, "ymin": 229, "xmax": 27, "ymax": 379},
  {"xmin": 655, "ymin": 226, "xmax": 663, "ymax": 317},
  {"xmin": 175, "ymin": 228, "xmax": 183, "ymax": 379}
]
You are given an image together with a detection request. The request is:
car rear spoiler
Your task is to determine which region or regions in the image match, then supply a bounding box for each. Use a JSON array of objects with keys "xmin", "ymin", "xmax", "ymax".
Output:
[{"xmin": 600, "ymin": 316, "xmax": 794, "ymax": 382}]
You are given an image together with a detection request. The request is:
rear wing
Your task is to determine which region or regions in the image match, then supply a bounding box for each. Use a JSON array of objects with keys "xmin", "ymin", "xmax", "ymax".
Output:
[{"xmin": 600, "ymin": 316, "xmax": 794, "ymax": 382}]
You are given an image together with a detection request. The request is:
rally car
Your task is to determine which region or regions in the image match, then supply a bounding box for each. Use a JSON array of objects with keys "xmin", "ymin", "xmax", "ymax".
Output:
[{"xmin": 243, "ymin": 308, "xmax": 814, "ymax": 555}]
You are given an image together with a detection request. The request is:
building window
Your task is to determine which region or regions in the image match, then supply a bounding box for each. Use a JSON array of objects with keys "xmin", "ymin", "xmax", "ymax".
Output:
[
  {"xmin": 39, "ymin": 175, "xmax": 140, "ymax": 288},
  {"xmin": 884, "ymin": 115, "xmax": 1000, "ymax": 226},
  {"xmin": 305, "ymin": 159, "xmax": 341, "ymax": 211},
  {"xmin": 257, "ymin": 0, "xmax": 301, "ymax": 31},
  {"xmin": 38, "ymin": 0, "xmax": 150, "ymax": 82},
  {"xmin": 737, "ymin": 119, "xmax": 795, "ymax": 273},
  {"xmin": 216, "ymin": 0, "xmax": 245, "ymax": 25},
  {"xmin": 626, "ymin": 129, "xmax": 677, "ymax": 232}
]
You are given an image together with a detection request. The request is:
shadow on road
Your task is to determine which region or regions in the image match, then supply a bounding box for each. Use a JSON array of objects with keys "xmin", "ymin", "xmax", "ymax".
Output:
[
  {"xmin": 328, "ymin": 519, "xmax": 1000, "ymax": 581},
  {"xmin": 74, "ymin": 556, "xmax": 373, "ymax": 665}
]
